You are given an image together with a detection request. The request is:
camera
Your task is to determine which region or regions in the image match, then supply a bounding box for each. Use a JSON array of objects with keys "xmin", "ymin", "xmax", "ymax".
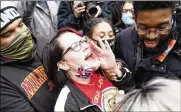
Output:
[
  {"xmin": 76, "ymin": 1, "xmax": 99, "ymax": 18},
  {"xmin": 84, "ymin": 2, "xmax": 98, "ymax": 18}
]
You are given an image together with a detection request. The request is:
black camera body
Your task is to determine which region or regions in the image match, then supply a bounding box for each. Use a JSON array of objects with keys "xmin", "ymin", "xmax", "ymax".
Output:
[
  {"xmin": 84, "ymin": 2, "xmax": 98, "ymax": 18},
  {"xmin": 77, "ymin": 1, "xmax": 98, "ymax": 18}
]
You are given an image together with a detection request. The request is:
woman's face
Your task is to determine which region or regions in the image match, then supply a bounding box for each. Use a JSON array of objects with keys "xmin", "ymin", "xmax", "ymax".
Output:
[
  {"xmin": 91, "ymin": 22, "xmax": 115, "ymax": 44},
  {"xmin": 58, "ymin": 32, "xmax": 100, "ymax": 73}
]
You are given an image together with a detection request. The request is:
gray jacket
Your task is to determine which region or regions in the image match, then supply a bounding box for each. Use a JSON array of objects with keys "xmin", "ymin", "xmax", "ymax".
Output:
[{"xmin": 16, "ymin": 1, "xmax": 58, "ymax": 59}]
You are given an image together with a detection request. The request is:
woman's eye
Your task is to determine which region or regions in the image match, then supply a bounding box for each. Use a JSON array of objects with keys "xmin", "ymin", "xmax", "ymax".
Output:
[
  {"xmin": 99, "ymin": 35, "xmax": 104, "ymax": 38},
  {"xmin": 71, "ymin": 42, "xmax": 79, "ymax": 49},
  {"xmin": 98, "ymin": 33, "xmax": 105, "ymax": 38},
  {"xmin": 81, "ymin": 39, "xmax": 87, "ymax": 43},
  {"xmin": 109, "ymin": 35, "xmax": 115, "ymax": 38}
]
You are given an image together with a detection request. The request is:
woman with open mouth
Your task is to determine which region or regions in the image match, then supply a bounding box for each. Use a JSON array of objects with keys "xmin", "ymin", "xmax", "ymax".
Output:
[{"xmin": 42, "ymin": 27, "xmax": 131, "ymax": 112}]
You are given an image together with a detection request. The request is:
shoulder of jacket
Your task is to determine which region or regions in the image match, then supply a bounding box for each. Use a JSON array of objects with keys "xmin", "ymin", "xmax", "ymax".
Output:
[
  {"xmin": 54, "ymin": 86, "xmax": 70, "ymax": 111},
  {"xmin": 117, "ymin": 26, "xmax": 136, "ymax": 37},
  {"xmin": 116, "ymin": 26, "xmax": 137, "ymax": 45}
]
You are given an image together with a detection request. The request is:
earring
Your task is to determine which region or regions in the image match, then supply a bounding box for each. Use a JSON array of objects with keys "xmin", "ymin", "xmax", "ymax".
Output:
[{"xmin": 58, "ymin": 67, "xmax": 60, "ymax": 71}]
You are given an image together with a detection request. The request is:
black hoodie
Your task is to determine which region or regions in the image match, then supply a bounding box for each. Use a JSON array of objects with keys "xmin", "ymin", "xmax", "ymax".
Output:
[{"xmin": 0, "ymin": 35, "xmax": 60, "ymax": 112}]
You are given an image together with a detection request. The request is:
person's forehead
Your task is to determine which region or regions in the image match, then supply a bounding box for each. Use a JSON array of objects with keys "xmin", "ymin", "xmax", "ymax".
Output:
[
  {"xmin": 0, "ymin": 6, "xmax": 21, "ymax": 31},
  {"xmin": 123, "ymin": 2, "xmax": 133, "ymax": 10},
  {"xmin": 136, "ymin": 8, "xmax": 172, "ymax": 26},
  {"xmin": 94, "ymin": 22, "xmax": 112, "ymax": 32},
  {"xmin": 1, "ymin": 18, "xmax": 22, "ymax": 33},
  {"xmin": 137, "ymin": 8, "xmax": 172, "ymax": 17},
  {"xmin": 58, "ymin": 32, "xmax": 81, "ymax": 46}
]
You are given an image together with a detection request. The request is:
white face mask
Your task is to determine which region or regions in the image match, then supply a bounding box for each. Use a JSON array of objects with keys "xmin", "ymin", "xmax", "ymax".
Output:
[{"xmin": 121, "ymin": 11, "xmax": 135, "ymax": 25}]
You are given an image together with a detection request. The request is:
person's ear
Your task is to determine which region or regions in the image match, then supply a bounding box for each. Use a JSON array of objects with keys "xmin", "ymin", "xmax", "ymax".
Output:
[{"xmin": 57, "ymin": 61, "xmax": 70, "ymax": 70}]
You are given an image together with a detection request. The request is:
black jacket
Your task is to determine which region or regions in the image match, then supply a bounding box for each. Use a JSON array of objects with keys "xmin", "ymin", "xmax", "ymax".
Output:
[
  {"xmin": 55, "ymin": 80, "xmax": 102, "ymax": 112},
  {"xmin": 114, "ymin": 26, "xmax": 181, "ymax": 87},
  {"xmin": 107, "ymin": 1, "xmax": 126, "ymax": 30},
  {"xmin": 57, "ymin": 1, "xmax": 112, "ymax": 31}
]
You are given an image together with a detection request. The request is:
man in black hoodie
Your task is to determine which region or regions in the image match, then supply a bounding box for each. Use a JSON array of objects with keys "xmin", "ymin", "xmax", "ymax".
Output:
[
  {"xmin": 0, "ymin": 6, "xmax": 60, "ymax": 112},
  {"xmin": 114, "ymin": 1, "xmax": 181, "ymax": 88}
]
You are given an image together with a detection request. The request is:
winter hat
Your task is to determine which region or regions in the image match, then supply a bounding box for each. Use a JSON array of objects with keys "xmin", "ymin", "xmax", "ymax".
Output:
[{"xmin": 0, "ymin": 3, "xmax": 21, "ymax": 32}]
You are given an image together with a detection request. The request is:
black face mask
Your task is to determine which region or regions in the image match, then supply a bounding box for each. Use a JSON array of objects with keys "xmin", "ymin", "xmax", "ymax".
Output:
[
  {"xmin": 96, "ymin": 38, "xmax": 115, "ymax": 50},
  {"xmin": 107, "ymin": 38, "xmax": 115, "ymax": 50}
]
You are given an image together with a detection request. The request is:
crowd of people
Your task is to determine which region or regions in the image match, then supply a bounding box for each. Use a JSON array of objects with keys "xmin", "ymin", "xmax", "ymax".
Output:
[{"xmin": 1, "ymin": 1, "xmax": 181, "ymax": 112}]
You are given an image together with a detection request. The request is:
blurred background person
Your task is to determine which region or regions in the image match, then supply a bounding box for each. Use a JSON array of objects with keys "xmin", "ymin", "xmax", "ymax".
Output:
[
  {"xmin": 107, "ymin": 1, "xmax": 125, "ymax": 33},
  {"xmin": 15, "ymin": 1, "xmax": 59, "ymax": 58},
  {"xmin": 57, "ymin": 1, "xmax": 112, "ymax": 32},
  {"xmin": 108, "ymin": 1, "xmax": 135, "ymax": 33},
  {"xmin": 121, "ymin": 1, "xmax": 135, "ymax": 28}
]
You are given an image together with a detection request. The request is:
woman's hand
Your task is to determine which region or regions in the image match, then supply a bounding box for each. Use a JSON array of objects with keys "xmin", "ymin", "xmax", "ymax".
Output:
[
  {"xmin": 89, "ymin": 37, "xmax": 124, "ymax": 80},
  {"xmin": 89, "ymin": 37, "xmax": 117, "ymax": 70}
]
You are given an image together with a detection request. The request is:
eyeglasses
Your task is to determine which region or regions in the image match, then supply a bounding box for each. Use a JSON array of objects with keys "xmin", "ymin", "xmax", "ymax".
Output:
[
  {"xmin": 137, "ymin": 26, "xmax": 172, "ymax": 35},
  {"xmin": 62, "ymin": 36, "xmax": 89, "ymax": 57}
]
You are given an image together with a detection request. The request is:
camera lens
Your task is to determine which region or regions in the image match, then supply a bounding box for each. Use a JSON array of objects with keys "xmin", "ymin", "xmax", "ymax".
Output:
[{"xmin": 86, "ymin": 2, "xmax": 98, "ymax": 17}]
